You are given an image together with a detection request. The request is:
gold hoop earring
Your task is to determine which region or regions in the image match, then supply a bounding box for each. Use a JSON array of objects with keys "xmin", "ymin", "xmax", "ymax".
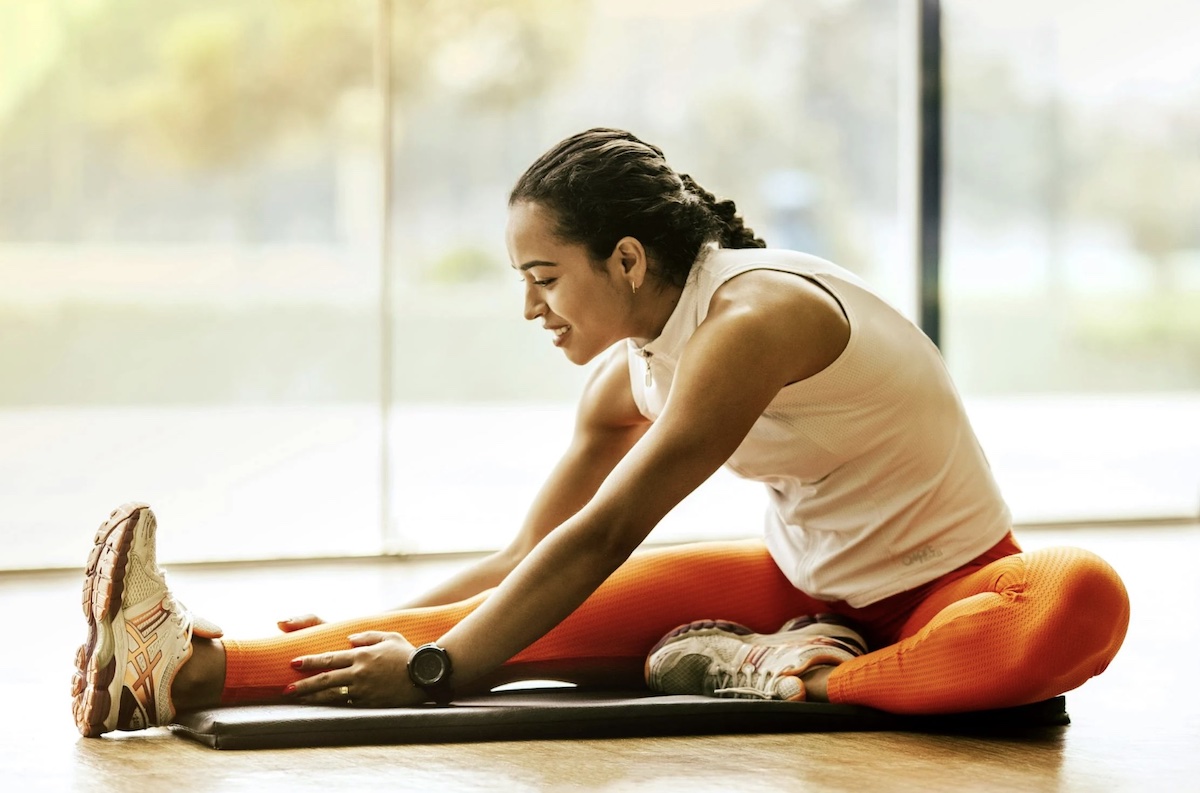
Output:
[{"xmin": 631, "ymin": 282, "xmax": 638, "ymax": 296}]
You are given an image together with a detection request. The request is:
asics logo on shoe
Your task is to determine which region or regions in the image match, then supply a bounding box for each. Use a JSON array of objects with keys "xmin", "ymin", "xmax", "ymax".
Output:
[{"xmin": 123, "ymin": 599, "xmax": 171, "ymax": 722}]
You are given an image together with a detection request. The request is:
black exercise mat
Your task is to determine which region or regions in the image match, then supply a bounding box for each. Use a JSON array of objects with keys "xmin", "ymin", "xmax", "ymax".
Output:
[{"xmin": 171, "ymin": 689, "xmax": 1069, "ymax": 750}]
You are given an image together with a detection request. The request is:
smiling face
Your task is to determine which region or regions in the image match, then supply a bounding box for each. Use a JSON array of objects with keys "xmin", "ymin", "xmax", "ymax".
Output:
[{"xmin": 506, "ymin": 201, "xmax": 640, "ymax": 365}]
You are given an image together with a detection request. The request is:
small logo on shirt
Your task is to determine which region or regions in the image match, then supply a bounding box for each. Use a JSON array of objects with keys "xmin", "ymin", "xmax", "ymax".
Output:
[{"xmin": 902, "ymin": 545, "xmax": 943, "ymax": 566}]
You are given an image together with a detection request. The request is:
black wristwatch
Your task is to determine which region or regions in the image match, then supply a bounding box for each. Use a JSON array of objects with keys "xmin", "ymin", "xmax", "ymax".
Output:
[{"xmin": 407, "ymin": 643, "xmax": 454, "ymax": 705}]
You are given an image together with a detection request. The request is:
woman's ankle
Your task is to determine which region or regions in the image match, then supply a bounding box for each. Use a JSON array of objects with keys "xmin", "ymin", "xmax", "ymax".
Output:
[
  {"xmin": 801, "ymin": 665, "xmax": 833, "ymax": 702},
  {"xmin": 172, "ymin": 638, "xmax": 226, "ymax": 712}
]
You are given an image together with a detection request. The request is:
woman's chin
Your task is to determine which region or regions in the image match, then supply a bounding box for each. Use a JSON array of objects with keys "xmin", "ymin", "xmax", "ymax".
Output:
[
  {"xmin": 560, "ymin": 343, "xmax": 599, "ymax": 366},
  {"xmin": 562, "ymin": 348, "xmax": 589, "ymax": 366}
]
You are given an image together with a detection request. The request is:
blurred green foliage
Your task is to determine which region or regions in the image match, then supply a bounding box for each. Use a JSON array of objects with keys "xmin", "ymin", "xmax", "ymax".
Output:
[
  {"xmin": 426, "ymin": 246, "xmax": 505, "ymax": 284},
  {"xmin": 1, "ymin": 0, "xmax": 1198, "ymax": 406}
]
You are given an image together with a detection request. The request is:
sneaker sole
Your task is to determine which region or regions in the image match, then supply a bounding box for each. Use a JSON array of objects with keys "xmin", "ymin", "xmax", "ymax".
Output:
[{"xmin": 71, "ymin": 503, "xmax": 148, "ymax": 737}]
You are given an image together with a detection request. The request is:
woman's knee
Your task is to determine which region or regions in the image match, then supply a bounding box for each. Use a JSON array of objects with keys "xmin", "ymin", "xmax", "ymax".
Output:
[
  {"xmin": 1028, "ymin": 547, "xmax": 1130, "ymax": 672},
  {"xmin": 1034, "ymin": 547, "xmax": 1128, "ymax": 613}
]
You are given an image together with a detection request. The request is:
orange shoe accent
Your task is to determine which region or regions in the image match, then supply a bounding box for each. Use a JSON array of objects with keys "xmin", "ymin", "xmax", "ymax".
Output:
[{"xmin": 123, "ymin": 600, "xmax": 171, "ymax": 720}]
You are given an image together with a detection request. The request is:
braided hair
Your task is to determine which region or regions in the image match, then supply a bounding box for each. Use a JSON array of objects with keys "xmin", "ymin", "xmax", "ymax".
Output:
[{"xmin": 509, "ymin": 128, "xmax": 765, "ymax": 288}]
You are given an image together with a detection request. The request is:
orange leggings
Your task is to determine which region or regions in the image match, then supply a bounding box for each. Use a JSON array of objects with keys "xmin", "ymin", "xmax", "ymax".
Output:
[{"xmin": 221, "ymin": 536, "xmax": 1129, "ymax": 714}]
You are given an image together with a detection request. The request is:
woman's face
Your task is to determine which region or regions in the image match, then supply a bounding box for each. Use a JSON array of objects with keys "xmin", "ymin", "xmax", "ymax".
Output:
[{"xmin": 506, "ymin": 201, "xmax": 634, "ymax": 365}]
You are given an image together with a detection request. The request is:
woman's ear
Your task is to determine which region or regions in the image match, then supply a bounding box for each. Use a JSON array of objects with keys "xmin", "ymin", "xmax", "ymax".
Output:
[{"xmin": 611, "ymin": 236, "xmax": 648, "ymax": 287}]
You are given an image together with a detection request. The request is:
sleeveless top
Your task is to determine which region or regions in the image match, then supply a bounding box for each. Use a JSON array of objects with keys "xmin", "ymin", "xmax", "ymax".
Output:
[{"xmin": 626, "ymin": 248, "xmax": 1012, "ymax": 607}]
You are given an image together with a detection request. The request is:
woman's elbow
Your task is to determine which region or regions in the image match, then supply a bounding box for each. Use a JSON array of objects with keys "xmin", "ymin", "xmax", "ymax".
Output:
[{"xmin": 574, "ymin": 512, "xmax": 650, "ymax": 570}]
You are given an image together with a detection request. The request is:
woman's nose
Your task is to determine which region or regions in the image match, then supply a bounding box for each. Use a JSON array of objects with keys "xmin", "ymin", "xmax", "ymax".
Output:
[{"xmin": 523, "ymin": 283, "xmax": 544, "ymax": 321}]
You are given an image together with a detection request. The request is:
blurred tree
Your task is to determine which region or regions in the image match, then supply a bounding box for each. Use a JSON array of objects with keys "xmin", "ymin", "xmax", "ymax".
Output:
[
  {"xmin": 102, "ymin": 0, "xmax": 584, "ymax": 169},
  {"xmin": 102, "ymin": 4, "xmax": 373, "ymax": 169},
  {"xmin": 684, "ymin": 0, "xmax": 899, "ymax": 275},
  {"xmin": 0, "ymin": 0, "xmax": 585, "ymax": 241},
  {"xmin": 399, "ymin": 0, "xmax": 585, "ymax": 112},
  {"xmin": 945, "ymin": 54, "xmax": 1054, "ymax": 226},
  {"xmin": 1070, "ymin": 99, "xmax": 1200, "ymax": 292}
]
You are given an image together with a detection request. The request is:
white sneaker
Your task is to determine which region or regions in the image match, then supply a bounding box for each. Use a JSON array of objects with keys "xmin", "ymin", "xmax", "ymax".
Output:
[
  {"xmin": 71, "ymin": 503, "xmax": 222, "ymax": 736},
  {"xmin": 645, "ymin": 617, "xmax": 868, "ymax": 701}
]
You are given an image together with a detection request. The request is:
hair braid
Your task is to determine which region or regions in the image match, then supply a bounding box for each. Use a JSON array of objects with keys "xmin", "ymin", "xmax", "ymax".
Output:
[{"xmin": 678, "ymin": 173, "xmax": 766, "ymax": 250}]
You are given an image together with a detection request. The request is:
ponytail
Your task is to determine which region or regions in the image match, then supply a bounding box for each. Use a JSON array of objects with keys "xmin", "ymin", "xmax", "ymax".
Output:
[{"xmin": 678, "ymin": 173, "xmax": 766, "ymax": 250}]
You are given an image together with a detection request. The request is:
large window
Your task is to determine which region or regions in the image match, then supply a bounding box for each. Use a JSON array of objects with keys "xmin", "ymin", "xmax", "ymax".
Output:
[
  {"xmin": 4, "ymin": 1, "xmax": 1192, "ymax": 570},
  {"xmin": 1, "ymin": 0, "xmax": 905, "ymax": 567},
  {"xmin": 1, "ymin": 1, "xmax": 384, "ymax": 565},
  {"xmin": 943, "ymin": 0, "xmax": 1200, "ymax": 522}
]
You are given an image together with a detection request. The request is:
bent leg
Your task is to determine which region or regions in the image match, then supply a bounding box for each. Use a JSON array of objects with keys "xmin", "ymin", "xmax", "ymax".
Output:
[
  {"xmin": 220, "ymin": 539, "xmax": 820, "ymax": 704},
  {"xmin": 825, "ymin": 546, "xmax": 1130, "ymax": 714}
]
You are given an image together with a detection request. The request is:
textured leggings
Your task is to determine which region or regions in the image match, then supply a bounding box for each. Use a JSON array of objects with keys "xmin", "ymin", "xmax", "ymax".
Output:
[{"xmin": 220, "ymin": 535, "xmax": 1130, "ymax": 714}]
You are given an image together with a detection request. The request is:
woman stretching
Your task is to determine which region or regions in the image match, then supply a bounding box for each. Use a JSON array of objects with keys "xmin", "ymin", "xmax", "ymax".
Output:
[{"xmin": 72, "ymin": 128, "xmax": 1129, "ymax": 737}]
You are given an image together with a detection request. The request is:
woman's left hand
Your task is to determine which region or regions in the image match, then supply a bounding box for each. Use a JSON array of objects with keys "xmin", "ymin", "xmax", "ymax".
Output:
[{"xmin": 285, "ymin": 631, "xmax": 428, "ymax": 708}]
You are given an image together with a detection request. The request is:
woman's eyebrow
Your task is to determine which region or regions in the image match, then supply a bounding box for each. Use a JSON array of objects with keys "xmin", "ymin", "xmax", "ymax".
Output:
[{"xmin": 516, "ymin": 260, "xmax": 558, "ymax": 272}]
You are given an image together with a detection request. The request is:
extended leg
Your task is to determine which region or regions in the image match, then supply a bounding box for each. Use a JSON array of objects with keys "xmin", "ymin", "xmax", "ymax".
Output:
[
  {"xmin": 216, "ymin": 538, "xmax": 822, "ymax": 705},
  {"xmin": 825, "ymin": 546, "xmax": 1130, "ymax": 713}
]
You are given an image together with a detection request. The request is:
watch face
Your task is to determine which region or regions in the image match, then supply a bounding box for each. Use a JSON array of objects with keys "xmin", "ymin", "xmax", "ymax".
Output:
[{"xmin": 411, "ymin": 646, "xmax": 448, "ymax": 686}]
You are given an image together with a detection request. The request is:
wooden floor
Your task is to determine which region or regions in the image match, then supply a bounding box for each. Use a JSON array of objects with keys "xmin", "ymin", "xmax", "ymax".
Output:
[{"xmin": 4, "ymin": 522, "xmax": 1197, "ymax": 792}]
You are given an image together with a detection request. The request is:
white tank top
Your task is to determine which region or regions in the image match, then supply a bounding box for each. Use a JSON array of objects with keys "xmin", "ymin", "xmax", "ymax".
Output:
[{"xmin": 627, "ymin": 248, "xmax": 1011, "ymax": 607}]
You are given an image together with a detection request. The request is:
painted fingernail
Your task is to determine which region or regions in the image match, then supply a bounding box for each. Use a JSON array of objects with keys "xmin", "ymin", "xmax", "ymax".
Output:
[
  {"xmin": 283, "ymin": 683, "xmax": 296, "ymax": 695},
  {"xmin": 290, "ymin": 659, "xmax": 303, "ymax": 669}
]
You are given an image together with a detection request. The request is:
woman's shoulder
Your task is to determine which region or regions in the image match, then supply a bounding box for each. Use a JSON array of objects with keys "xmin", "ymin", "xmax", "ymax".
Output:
[
  {"xmin": 694, "ymin": 249, "xmax": 868, "ymax": 306},
  {"xmin": 698, "ymin": 267, "xmax": 851, "ymax": 387},
  {"xmin": 706, "ymin": 267, "xmax": 847, "ymax": 333},
  {"xmin": 699, "ymin": 249, "xmax": 852, "ymax": 324}
]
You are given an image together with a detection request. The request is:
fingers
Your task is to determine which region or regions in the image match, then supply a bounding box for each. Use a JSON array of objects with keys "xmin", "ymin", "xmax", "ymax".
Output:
[
  {"xmin": 285, "ymin": 675, "xmax": 355, "ymax": 705},
  {"xmin": 291, "ymin": 649, "xmax": 354, "ymax": 674},
  {"xmin": 284, "ymin": 633, "xmax": 424, "ymax": 708},
  {"xmin": 347, "ymin": 630, "xmax": 403, "ymax": 647},
  {"xmin": 277, "ymin": 614, "xmax": 325, "ymax": 633}
]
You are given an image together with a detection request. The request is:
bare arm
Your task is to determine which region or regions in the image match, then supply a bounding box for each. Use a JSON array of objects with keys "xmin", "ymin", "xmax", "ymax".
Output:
[
  {"xmin": 288, "ymin": 272, "xmax": 848, "ymax": 706},
  {"xmin": 436, "ymin": 272, "xmax": 850, "ymax": 691},
  {"xmin": 401, "ymin": 348, "xmax": 650, "ymax": 608},
  {"xmin": 278, "ymin": 350, "xmax": 647, "ymax": 632}
]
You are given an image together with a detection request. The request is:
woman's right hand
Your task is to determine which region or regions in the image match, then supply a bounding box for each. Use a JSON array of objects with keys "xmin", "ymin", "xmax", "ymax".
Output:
[{"xmin": 277, "ymin": 613, "xmax": 325, "ymax": 632}]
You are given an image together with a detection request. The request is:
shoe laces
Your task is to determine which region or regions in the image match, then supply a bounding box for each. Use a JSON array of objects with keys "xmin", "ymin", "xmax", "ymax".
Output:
[
  {"xmin": 159, "ymin": 574, "xmax": 192, "ymax": 641},
  {"xmin": 712, "ymin": 662, "xmax": 799, "ymax": 700}
]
